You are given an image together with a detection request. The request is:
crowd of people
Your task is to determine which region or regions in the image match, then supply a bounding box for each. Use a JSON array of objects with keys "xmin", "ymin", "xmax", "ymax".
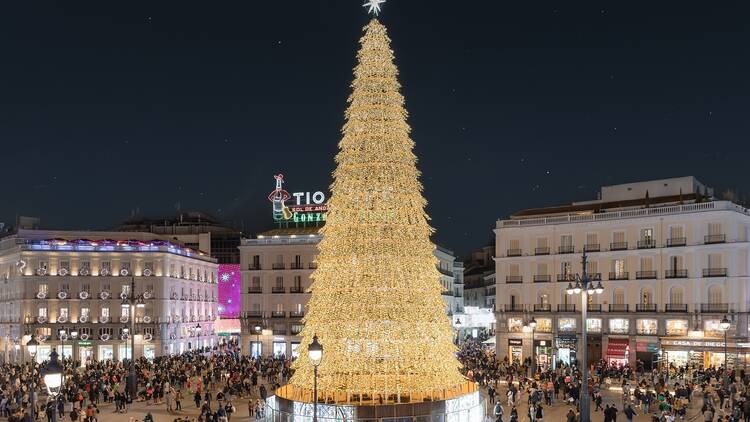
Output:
[
  {"xmin": 0, "ymin": 340, "xmax": 292, "ymax": 422},
  {"xmin": 457, "ymin": 338, "xmax": 750, "ymax": 421}
]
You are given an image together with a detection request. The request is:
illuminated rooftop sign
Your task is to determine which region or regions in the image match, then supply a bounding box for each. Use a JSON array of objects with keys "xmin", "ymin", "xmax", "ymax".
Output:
[{"xmin": 268, "ymin": 174, "xmax": 328, "ymax": 223}]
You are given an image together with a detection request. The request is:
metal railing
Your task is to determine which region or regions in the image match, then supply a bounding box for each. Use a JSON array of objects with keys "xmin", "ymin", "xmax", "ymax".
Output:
[
  {"xmin": 584, "ymin": 244, "xmax": 600, "ymax": 252},
  {"xmin": 271, "ymin": 311, "xmax": 286, "ymax": 318},
  {"xmin": 289, "ymin": 286, "xmax": 305, "ymax": 293},
  {"xmin": 665, "ymin": 304, "xmax": 688, "ymax": 312},
  {"xmin": 636, "ymin": 304, "xmax": 657, "ymax": 312},
  {"xmin": 665, "ymin": 269, "xmax": 688, "ymax": 278},
  {"xmin": 667, "ymin": 237, "xmax": 687, "ymax": 247},
  {"xmin": 506, "ymin": 248, "xmax": 522, "ymax": 257},
  {"xmin": 289, "ymin": 311, "xmax": 304, "ymax": 318},
  {"xmin": 608, "ymin": 272, "xmax": 629, "ymax": 280},
  {"xmin": 272, "ymin": 287, "xmax": 286, "ymax": 293},
  {"xmin": 609, "ymin": 304, "xmax": 629, "ymax": 312},
  {"xmin": 290, "ymin": 263, "xmax": 304, "ymax": 270},
  {"xmin": 558, "ymin": 245, "xmax": 575, "ymax": 254},
  {"xmin": 703, "ymin": 268, "xmax": 727, "ymax": 277},
  {"xmin": 248, "ymin": 287, "xmax": 263, "ymax": 293},
  {"xmin": 533, "ymin": 274, "xmax": 551, "ymax": 283},
  {"xmin": 587, "ymin": 304, "xmax": 602, "ymax": 312},
  {"xmin": 557, "ymin": 274, "xmax": 575, "ymax": 282},
  {"xmin": 700, "ymin": 303, "xmax": 729, "ymax": 313},
  {"xmin": 636, "ymin": 270, "xmax": 658, "ymax": 279},
  {"xmin": 557, "ymin": 304, "xmax": 576, "ymax": 312},
  {"xmin": 248, "ymin": 265, "xmax": 261, "ymax": 270},
  {"xmin": 505, "ymin": 275, "xmax": 523, "ymax": 283},
  {"xmin": 705, "ymin": 234, "xmax": 726, "ymax": 244},
  {"xmin": 533, "ymin": 304, "xmax": 551, "ymax": 312},
  {"xmin": 610, "ymin": 242, "xmax": 628, "ymax": 251},
  {"xmin": 504, "ymin": 304, "xmax": 524, "ymax": 312},
  {"xmin": 637, "ymin": 240, "xmax": 656, "ymax": 249},
  {"xmin": 534, "ymin": 247, "xmax": 550, "ymax": 255}
]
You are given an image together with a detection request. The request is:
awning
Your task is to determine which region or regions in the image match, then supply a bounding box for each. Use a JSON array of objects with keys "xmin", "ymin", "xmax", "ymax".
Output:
[
  {"xmin": 607, "ymin": 338, "xmax": 630, "ymax": 358},
  {"xmin": 482, "ymin": 337, "xmax": 496, "ymax": 345}
]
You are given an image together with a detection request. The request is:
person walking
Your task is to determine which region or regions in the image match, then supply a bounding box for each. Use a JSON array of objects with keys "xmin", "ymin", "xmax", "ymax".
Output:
[
  {"xmin": 175, "ymin": 390, "xmax": 182, "ymax": 411},
  {"xmin": 623, "ymin": 404, "xmax": 637, "ymax": 421}
]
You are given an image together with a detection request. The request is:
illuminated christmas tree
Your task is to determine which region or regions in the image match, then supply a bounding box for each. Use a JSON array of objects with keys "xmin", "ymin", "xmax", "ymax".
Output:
[{"xmin": 286, "ymin": 18, "xmax": 466, "ymax": 404}]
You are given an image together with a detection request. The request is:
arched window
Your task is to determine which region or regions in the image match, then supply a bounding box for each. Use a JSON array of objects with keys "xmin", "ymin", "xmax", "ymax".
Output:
[
  {"xmin": 669, "ymin": 286, "xmax": 684, "ymax": 305},
  {"xmin": 538, "ymin": 291, "xmax": 550, "ymax": 305},
  {"xmin": 613, "ymin": 288, "xmax": 625, "ymax": 305},
  {"xmin": 708, "ymin": 285, "xmax": 722, "ymax": 304}
]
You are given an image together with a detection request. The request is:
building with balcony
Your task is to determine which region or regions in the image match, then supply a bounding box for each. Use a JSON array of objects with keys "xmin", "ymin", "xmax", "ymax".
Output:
[
  {"xmin": 0, "ymin": 229, "xmax": 219, "ymax": 364},
  {"xmin": 239, "ymin": 227, "xmax": 463, "ymax": 358},
  {"xmin": 495, "ymin": 176, "xmax": 750, "ymax": 371}
]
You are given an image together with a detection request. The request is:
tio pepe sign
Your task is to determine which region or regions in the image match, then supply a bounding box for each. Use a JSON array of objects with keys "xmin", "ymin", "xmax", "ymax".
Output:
[{"xmin": 268, "ymin": 174, "xmax": 328, "ymax": 222}]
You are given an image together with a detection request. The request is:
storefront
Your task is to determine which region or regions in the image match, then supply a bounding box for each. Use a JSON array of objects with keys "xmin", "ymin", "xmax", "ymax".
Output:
[
  {"xmin": 508, "ymin": 338, "xmax": 523, "ymax": 363},
  {"xmin": 78, "ymin": 341, "xmax": 94, "ymax": 365},
  {"xmin": 606, "ymin": 337, "xmax": 630, "ymax": 366},
  {"xmin": 98, "ymin": 345, "xmax": 113, "ymax": 361},
  {"xmin": 661, "ymin": 338, "xmax": 750, "ymax": 370},
  {"xmin": 635, "ymin": 338, "xmax": 659, "ymax": 370},
  {"xmin": 555, "ymin": 334, "xmax": 577, "ymax": 366},
  {"xmin": 534, "ymin": 339, "xmax": 553, "ymax": 370}
]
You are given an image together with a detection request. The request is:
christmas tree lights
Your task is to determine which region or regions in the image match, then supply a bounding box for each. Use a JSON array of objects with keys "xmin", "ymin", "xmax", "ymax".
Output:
[{"xmin": 286, "ymin": 19, "xmax": 465, "ymax": 404}]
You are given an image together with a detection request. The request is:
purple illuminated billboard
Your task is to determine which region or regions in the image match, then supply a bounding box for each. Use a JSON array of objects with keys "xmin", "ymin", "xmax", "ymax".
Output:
[{"xmin": 217, "ymin": 264, "xmax": 241, "ymax": 319}]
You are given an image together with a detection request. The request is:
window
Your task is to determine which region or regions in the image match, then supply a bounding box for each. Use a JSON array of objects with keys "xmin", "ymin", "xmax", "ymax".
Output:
[
  {"xmin": 82, "ymin": 283, "xmax": 91, "ymax": 293},
  {"xmin": 252, "ymin": 255, "xmax": 260, "ymax": 269},
  {"xmin": 536, "ymin": 263, "xmax": 548, "ymax": 275},
  {"xmin": 666, "ymin": 320, "xmax": 688, "ymax": 336},
  {"xmin": 708, "ymin": 223, "xmax": 722, "ymax": 236},
  {"xmin": 508, "ymin": 318, "xmax": 524, "ymax": 333},
  {"xmin": 252, "ymin": 277, "xmax": 261, "ymax": 289},
  {"xmin": 276, "ymin": 255, "xmax": 284, "ymax": 264},
  {"xmin": 101, "ymin": 308, "xmax": 110, "ymax": 318},
  {"xmin": 609, "ymin": 318, "xmax": 629, "ymax": 334},
  {"xmin": 81, "ymin": 308, "xmax": 90, "ymax": 319},
  {"xmin": 293, "ymin": 276, "xmax": 302, "ymax": 290},
  {"xmin": 669, "ymin": 287, "xmax": 684, "ymax": 305},
  {"xmin": 536, "ymin": 238, "xmax": 548, "ymax": 247},
  {"xmin": 80, "ymin": 261, "xmax": 90, "ymax": 273},
  {"xmin": 538, "ymin": 292, "xmax": 549, "ymax": 305},
  {"xmin": 558, "ymin": 318, "xmax": 576, "ymax": 332},
  {"xmin": 708, "ymin": 285, "xmax": 722, "ymax": 304},
  {"xmin": 708, "ymin": 254, "xmax": 722, "ymax": 269},
  {"xmin": 170, "ymin": 264, "xmax": 176, "ymax": 277},
  {"xmin": 122, "ymin": 284, "xmax": 130, "ymax": 297},
  {"xmin": 613, "ymin": 289, "xmax": 625, "ymax": 305},
  {"xmin": 509, "ymin": 264, "xmax": 520, "ymax": 276},
  {"xmin": 670, "ymin": 256, "xmax": 684, "ymax": 270},
  {"xmin": 669, "ymin": 226, "xmax": 684, "ymax": 239},
  {"xmin": 560, "ymin": 234, "xmax": 573, "ymax": 247},
  {"xmin": 587, "ymin": 260, "xmax": 598, "ymax": 275},
  {"xmin": 275, "ymin": 277, "xmax": 284, "ymax": 288},
  {"xmin": 294, "ymin": 255, "xmax": 301, "ymax": 266},
  {"xmin": 101, "ymin": 261, "xmax": 111, "ymax": 274},
  {"xmin": 276, "ymin": 303, "xmax": 283, "ymax": 312},
  {"xmin": 252, "ymin": 303, "xmax": 261, "ymax": 312},
  {"xmin": 613, "ymin": 259, "xmax": 626, "ymax": 277},
  {"xmin": 586, "ymin": 318, "xmax": 602, "ymax": 333},
  {"xmin": 613, "ymin": 231, "xmax": 625, "ymax": 243},
  {"xmin": 641, "ymin": 288, "xmax": 653, "ymax": 305},
  {"xmin": 535, "ymin": 318, "xmax": 552, "ymax": 333},
  {"xmin": 509, "ymin": 239, "xmax": 520, "ymax": 250},
  {"xmin": 561, "ymin": 262, "xmax": 572, "ymax": 277},
  {"xmin": 705, "ymin": 319, "xmax": 725, "ymax": 337},
  {"xmin": 636, "ymin": 319, "xmax": 657, "ymax": 335},
  {"xmin": 121, "ymin": 307, "xmax": 129, "ymax": 318},
  {"xmin": 586, "ymin": 233, "xmax": 598, "ymax": 245},
  {"xmin": 38, "ymin": 307, "xmax": 47, "ymax": 318},
  {"xmin": 38, "ymin": 284, "xmax": 48, "ymax": 295},
  {"xmin": 59, "ymin": 308, "xmax": 69, "ymax": 318},
  {"xmin": 60, "ymin": 260, "xmax": 70, "ymax": 272},
  {"xmin": 640, "ymin": 257, "xmax": 653, "ymax": 271},
  {"xmin": 641, "ymin": 228, "xmax": 654, "ymax": 243}
]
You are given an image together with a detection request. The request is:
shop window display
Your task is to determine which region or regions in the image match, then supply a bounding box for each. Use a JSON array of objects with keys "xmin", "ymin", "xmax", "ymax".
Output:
[
  {"xmin": 666, "ymin": 319, "xmax": 688, "ymax": 336},
  {"xmin": 586, "ymin": 318, "xmax": 602, "ymax": 333},
  {"xmin": 636, "ymin": 319, "xmax": 658, "ymax": 335},
  {"xmin": 558, "ymin": 318, "xmax": 576, "ymax": 332},
  {"xmin": 609, "ymin": 318, "xmax": 630, "ymax": 334},
  {"xmin": 508, "ymin": 317, "xmax": 524, "ymax": 333},
  {"xmin": 535, "ymin": 318, "xmax": 552, "ymax": 333}
]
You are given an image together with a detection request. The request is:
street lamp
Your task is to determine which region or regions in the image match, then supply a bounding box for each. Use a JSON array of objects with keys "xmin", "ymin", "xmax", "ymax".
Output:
[
  {"xmin": 528, "ymin": 317, "xmax": 537, "ymax": 376},
  {"xmin": 308, "ymin": 335, "xmax": 323, "ymax": 422},
  {"xmin": 254, "ymin": 324, "xmax": 262, "ymax": 359},
  {"xmin": 121, "ymin": 277, "xmax": 149, "ymax": 399},
  {"xmin": 565, "ymin": 252, "xmax": 604, "ymax": 422},
  {"xmin": 455, "ymin": 318, "xmax": 462, "ymax": 346},
  {"xmin": 720, "ymin": 315, "xmax": 731, "ymax": 389},
  {"xmin": 26, "ymin": 335, "xmax": 39, "ymax": 421},
  {"xmin": 42, "ymin": 348, "xmax": 64, "ymax": 398}
]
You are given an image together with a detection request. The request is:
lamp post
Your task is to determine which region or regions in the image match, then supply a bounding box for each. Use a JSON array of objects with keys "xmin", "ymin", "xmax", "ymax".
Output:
[
  {"xmin": 26, "ymin": 335, "xmax": 39, "ymax": 421},
  {"xmin": 566, "ymin": 252, "xmax": 604, "ymax": 422},
  {"xmin": 121, "ymin": 277, "xmax": 147, "ymax": 399},
  {"xmin": 69, "ymin": 331, "xmax": 78, "ymax": 367},
  {"xmin": 455, "ymin": 318, "xmax": 462, "ymax": 346},
  {"xmin": 720, "ymin": 315, "xmax": 731, "ymax": 390},
  {"xmin": 528, "ymin": 317, "xmax": 537, "ymax": 376},
  {"xmin": 254, "ymin": 324, "xmax": 262, "ymax": 359},
  {"xmin": 42, "ymin": 348, "xmax": 64, "ymax": 422},
  {"xmin": 308, "ymin": 335, "xmax": 323, "ymax": 422}
]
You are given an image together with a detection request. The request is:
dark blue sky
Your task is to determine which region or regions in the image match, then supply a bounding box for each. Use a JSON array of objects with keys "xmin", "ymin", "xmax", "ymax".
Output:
[{"xmin": 1, "ymin": 1, "xmax": 748, "ymax": 257}]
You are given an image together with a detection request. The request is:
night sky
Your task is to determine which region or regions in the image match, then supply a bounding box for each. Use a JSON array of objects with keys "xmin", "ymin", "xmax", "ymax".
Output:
[{"xmin": 1, "ymin": 1, "xmax": 748, "ymax": 258}]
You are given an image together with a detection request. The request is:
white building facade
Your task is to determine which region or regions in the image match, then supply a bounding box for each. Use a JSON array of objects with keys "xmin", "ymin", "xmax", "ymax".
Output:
[
  {"xmin": 495, "ymin": 177, "xmax": 750, "ymax": 371},
  {"xmin": 239, "ymin": 228, "xmax": 463, "ymax": 358},
  {"xmin": 0, "ymin": 229, "xmax": 219, "ymax": 364}
]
